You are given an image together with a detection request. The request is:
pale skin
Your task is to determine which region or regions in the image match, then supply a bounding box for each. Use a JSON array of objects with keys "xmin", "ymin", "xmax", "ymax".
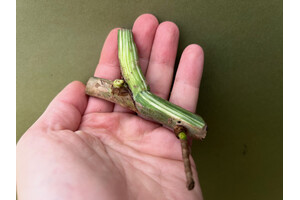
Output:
[{"xmin": 17, "ymin": 14, "xmax": 205, "ymax": 200}]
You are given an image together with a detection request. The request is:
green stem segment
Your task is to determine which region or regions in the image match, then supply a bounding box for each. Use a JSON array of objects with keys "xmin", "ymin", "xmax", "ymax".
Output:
[
  {"xmin": 118, "ymin": 29, "xmax": 149, "ymax": 96},
  {"xmin": 118, "ymin": 29, "xmax": 207, "ymax": 140}
]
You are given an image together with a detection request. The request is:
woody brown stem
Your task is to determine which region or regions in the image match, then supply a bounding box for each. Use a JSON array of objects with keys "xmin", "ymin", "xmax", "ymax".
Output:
[
  {"xmin": 180, "ymin": 136, "xmax": 195, "ymax": 190},
  {"xmin": 175, "ymin": 125, "xmax": 195, "ymax": 190},
  {"xmin": 85, "ymin": 77, "xmax": 137, "ymax": 112}
]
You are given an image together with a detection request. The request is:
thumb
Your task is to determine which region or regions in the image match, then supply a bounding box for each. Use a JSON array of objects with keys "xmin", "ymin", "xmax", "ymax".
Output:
[{"xmin": 33, "ymin": 81, "xmax": 88, "ymax": 131}]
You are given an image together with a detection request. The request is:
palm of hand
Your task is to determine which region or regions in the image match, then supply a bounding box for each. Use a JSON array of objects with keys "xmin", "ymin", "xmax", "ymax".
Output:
[{"xmin": 17, "ymin": 14, "xmax": 204, "ymax": 200}]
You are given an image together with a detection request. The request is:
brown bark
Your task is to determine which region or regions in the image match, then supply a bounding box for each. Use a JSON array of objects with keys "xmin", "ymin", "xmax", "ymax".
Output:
[{"xmin": 85, "ymin": 77, "xmax": 137, "ymax": 112}]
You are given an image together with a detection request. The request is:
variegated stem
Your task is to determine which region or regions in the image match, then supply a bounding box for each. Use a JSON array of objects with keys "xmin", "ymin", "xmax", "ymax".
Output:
[
  {"xmin": 118, "ymin": 29, "xmax": 207, "ymax": 140},
  {"xmin": 135, "ymin": 91, "xmax": 206, "ymax": 139},
  {"xmin": 118, "ymin": 29, "xmax": 149, "ymax": 97}
]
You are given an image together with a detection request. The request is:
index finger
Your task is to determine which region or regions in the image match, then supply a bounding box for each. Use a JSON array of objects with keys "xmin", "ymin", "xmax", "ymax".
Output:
[{"xmin": 84, "ymin": 28, "xmax": 120, "ymax": 114}]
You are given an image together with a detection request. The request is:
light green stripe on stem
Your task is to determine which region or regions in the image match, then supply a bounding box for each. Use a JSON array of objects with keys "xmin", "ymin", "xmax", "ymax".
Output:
[
  {"xmin": 135, "ymin": 91, "xmax": 206, "ymax": 139},
  {"xmin": 118, "ymin": 29, "xmax": 149, "ymax": 97}
]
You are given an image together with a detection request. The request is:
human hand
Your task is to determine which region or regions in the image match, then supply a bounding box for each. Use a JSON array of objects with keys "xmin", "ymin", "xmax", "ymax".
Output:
[{"xmin": 17, "ymin": 14, "xmax": 205, "ymax": 200}]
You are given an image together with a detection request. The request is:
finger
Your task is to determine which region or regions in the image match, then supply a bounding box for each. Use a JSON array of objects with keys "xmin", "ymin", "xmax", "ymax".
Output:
[
  {"xmin": 169, "ymin": 44, "xmax": 204, "ymax": 112},
  {"xmin": 145, "ymin": 21, "xmax": 179, "ymax": 99},
  {"xmin": 85, "ymin": 28, "xmax": 120, "ymax": 114},
  {"xmin": 114, "ymin": 14, "xmax": 158, "ymax": 113},
  {"xmin": 35, "ymin": 81, "xmax": 88, "ymax": 131},
  {"xmin": 133, "ymin": 13, "xmax": 159, "ymax": 74}
]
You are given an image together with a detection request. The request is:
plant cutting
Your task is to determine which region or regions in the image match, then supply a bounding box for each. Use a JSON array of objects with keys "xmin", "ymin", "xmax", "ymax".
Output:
[{"xmin": 86, "ymin": 29, "xmax": 207, "ymax": 190}]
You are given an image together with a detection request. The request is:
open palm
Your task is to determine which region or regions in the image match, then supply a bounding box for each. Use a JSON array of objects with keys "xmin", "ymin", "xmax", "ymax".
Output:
[{"xmin": 17, "ymin": 14, "xmax": 205, "ymax": 200}]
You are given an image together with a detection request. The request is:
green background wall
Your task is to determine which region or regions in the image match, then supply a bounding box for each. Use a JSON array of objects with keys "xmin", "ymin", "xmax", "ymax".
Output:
[{"xmin": 17, "ymin": 0, "xmax": 282, "ymax": 199}]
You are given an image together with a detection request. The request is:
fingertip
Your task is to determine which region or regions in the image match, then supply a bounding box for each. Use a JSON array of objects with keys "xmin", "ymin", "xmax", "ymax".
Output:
[
  {"xmin": 177, "ymin": 44, "xmax": 205, "ymax": 82},
  {"xmin": 132, "ymin": 14, "xmax": 159, "ymax": 51},
  {"xmin": 58, "ymin": 81, "xmax": 88, "ymax": 114},
  {"xmin": 184, "ymin": 44, "xmax": 204, "ymax": 58},
  {"xmin": 145, "ymin": 20, "xmax": 180, "ymax": 99},
  {"xmin": 103, "ymin": 28, "xmax": 120, "ymax": 47},
  {"xmin": 169, "ymin": 43, "xmax": 205, "ymax": 112},
  {"xmin": 131, "ymin": 13, "xmax": 159, "ymax": 75},
  {"xmin": 35, "ymin": 81, "xmax": 88, "ymax": 131},
  {"xmin": 110, "ymin": 27, "xmax": 120, "ymax": 33},
  {"xmin": 134, "ymin": 13, "xmax": 159, "ymax": 28},
  {"xmin": 157, "ymin": 21, "xmax": 179, "ymax": 37},
  {"xmin": 97, "ymin": 27, "xmax": 120, "ymax": 67},
  {"xmin": 149, "ymin": 21, "xmax": 179, "ymax": 65},
  {"xmin": 106, "ymin": 28, "xmax": 120, "ymax": 37},
  {"xmin": 65, "ymin": 80, "xmax": 86, "ymax": 96},
  {"xmin": 69, "ymin": 80, "xmax": 86, "ymax": 90},
  {"xmin": 106, "ymin": 28, "xmax": 120, "ymax": 40}
]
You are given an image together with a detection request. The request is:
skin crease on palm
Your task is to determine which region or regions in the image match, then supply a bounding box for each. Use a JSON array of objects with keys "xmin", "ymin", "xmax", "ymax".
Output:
[{"xmin": 16, "ymin": 14, "xmax": 205, "ymax": 200}]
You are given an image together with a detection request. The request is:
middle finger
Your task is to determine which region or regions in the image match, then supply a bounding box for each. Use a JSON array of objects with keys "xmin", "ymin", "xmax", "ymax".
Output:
[{"xmin": 145, "ymin": 21, "xmax": 179, "ymax": 99}]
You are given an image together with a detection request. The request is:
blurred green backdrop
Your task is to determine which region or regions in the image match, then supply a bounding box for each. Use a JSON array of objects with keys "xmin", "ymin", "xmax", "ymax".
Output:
[{"xmin": 17, "ymin": 0, "xmax": 282, "ymax": 199}]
